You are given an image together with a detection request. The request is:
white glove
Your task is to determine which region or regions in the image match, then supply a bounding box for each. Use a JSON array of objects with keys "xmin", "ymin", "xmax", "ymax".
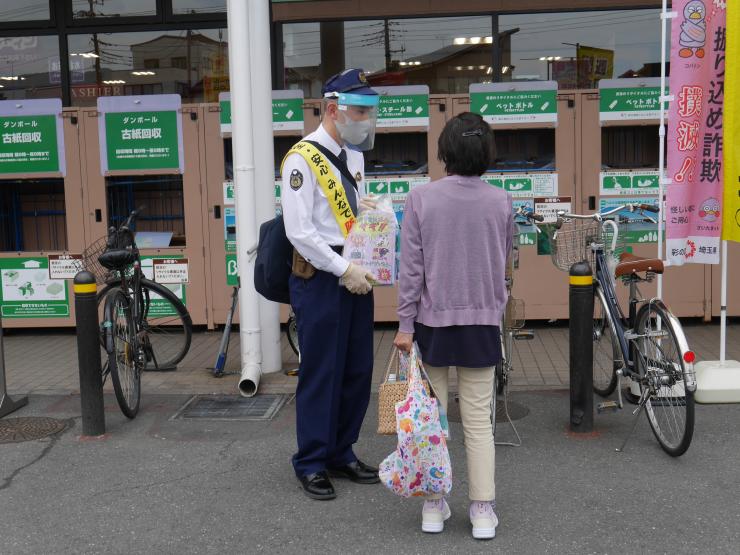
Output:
[
  {"xmin": 359, "ymin": 195, "xmax": 378, "ymax": 213},
  {"xmin": 341, "ymin": 263, "xmax": 374, "ymax": 295}
]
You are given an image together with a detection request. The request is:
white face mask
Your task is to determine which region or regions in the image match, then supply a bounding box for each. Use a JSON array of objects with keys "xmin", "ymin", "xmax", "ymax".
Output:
[{"xmin": 335, "ymin": 117, "xmax": 373, "ymax": 146}]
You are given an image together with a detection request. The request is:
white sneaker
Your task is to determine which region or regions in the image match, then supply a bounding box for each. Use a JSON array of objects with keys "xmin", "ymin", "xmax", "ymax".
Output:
[
  {"xmin": 469, "ymin": 501, "xmax": 498, "ymax": 539},
  {"xmin": 421, "ymin": 498, "xmax": 451, "ymax": 533}
]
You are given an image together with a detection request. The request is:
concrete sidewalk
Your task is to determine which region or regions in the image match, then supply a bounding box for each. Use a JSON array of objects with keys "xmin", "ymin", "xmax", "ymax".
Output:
[
  {"xmin": 2, "ymin": 390, "xmax": 740, "ymax": 554},
  {"xmin": 4, "ymin": 320, "xmax": 740, "ymax": 397}
]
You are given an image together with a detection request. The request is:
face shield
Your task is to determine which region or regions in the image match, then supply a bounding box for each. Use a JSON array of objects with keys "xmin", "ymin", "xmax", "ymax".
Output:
[{"xmin": 331, "ymin": 92, "xmax": 379, "ymax": 151}]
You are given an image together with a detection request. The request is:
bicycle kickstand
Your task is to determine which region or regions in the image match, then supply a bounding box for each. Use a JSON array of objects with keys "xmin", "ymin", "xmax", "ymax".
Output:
[{"xmin": 616, "ymin": 387, "xmax": 649, "ymax": 453}]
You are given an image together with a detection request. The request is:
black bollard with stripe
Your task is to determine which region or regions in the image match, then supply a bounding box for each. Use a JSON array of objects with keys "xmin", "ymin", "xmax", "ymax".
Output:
[
  {"xmin": 74, "ymin": 271, "xmax": 105, "ymax": 436},
  {"xmin": 569, "ymin": 261, "xmax": 594, "ymax": 433}
]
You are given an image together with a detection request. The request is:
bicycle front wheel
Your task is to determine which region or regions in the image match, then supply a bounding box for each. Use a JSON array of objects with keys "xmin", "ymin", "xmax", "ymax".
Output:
[
  {"xmin": 137, "ymin": 278, "xmax": 193, "ymax": 370},
  {"xmin": 593, "ymin": 285, "xmax": 620, "ymax": 397},
  {"xmin": 634, "ymin": 302, "xmax": 695, "ymax": 457},
  {"xmin": 104, "ymin": 288, "xmax": 142, "ymax": 419}
]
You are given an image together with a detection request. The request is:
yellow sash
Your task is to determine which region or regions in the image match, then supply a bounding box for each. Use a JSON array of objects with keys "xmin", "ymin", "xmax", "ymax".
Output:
[{"xmin": 281, "ymin": 141, "xmax": 356, "ymax": 237}]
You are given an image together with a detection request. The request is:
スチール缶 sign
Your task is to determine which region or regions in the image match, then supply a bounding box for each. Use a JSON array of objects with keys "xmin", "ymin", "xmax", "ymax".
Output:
[
  {"xmin": 373, "ymin": 85, "xmax": 430, "ymax": 129},
  {"xmin": 98, "ymin": 95, "xmax": 184, "ymax": 174},
  {"xmin": 0, "ymin": 99, "xmax": 66, "ymax": 176}
]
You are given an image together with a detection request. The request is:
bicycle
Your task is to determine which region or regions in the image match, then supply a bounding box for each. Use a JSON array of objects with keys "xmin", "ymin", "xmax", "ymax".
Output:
[
  {"xmin": 82, "ymin": 209, "xmax": 193, "ymax": 418},
  {"xmin": 492, "ymin": 205, "xmax": 543, "ymax": 447},
  {"xmin": 550, "ymin": 203, "xmax": 696, "ymax": 456}
]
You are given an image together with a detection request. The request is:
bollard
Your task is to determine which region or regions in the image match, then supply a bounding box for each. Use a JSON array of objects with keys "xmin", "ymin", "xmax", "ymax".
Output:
[
  {"xmin": 74, "ymin": 271, "xmax": 105, "ymax": 436},
  {"xmin": 569, "ymin": 261, "xmax": 594, "ymax": 433}
]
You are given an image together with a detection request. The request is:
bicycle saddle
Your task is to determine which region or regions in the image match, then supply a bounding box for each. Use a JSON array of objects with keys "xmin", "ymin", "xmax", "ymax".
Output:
[
  {"xmin": 98, "ymin": 249, "xmax": 137, "ymax": 270},
  {"xmin": 614, "ymin": 252, "xmax": 664, "ymax": 277}
]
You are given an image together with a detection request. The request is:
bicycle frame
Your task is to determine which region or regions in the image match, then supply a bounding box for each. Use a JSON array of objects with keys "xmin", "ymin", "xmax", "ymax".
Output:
[{"xmin": 593, "ymin": 247, "xmax": 635, "ymax": 375}]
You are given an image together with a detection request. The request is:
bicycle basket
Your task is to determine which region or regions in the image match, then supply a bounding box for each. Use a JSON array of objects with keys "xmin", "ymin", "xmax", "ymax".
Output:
[
  {"xmin": 505, "ymin": 296, "xmax": 525, "ymax": 330},
  {"xmin": 80, "ymin": 236, "xmax": 114, "ymax": 284},
  {"xmin": 550, "ymin": 219, "xmax": 601, "ymax": 272}
]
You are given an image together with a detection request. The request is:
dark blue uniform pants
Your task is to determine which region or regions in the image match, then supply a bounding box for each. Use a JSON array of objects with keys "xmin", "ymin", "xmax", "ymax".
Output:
[{"xmin": 289, "ymin": 270, "xmax": 374, "ymax": 477}]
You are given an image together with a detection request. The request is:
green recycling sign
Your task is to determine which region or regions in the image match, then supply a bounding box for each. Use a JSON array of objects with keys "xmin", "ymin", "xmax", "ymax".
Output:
[
  {"xmin": 482, "ymin": 173, "xmax": 558, "ymax": 198},
  {"xmin": 0, "ymin": 99, "xmax": 66, "ymax": 176},
  {"xmin": 470, "ymin": 82, "xmax": 557, "ymax": 125},
  {"xmin": 365, "ymin": 176, "xmax": 429, "ymax": 200},
  {"xmin": 219, "ymin": 90, "xmax": 304, "ymax": 135},
  {"xmin": 600, "ymin": 170, "xmax": 660, "ymax": 195},
  {"xmin": 599, "ymin": 79, "xmax": 664, "ymax": 121},
  {"xmin": 0, "ymin": 257, "xmax": 69, "ymax": 318},
  {"xmin": 103, "ymin": 110, "xmax": 180, "ymax": 171},
  {"xmin": 98, "ymin": 95, "xmax": 184, "ymax": 174},
  {"xmin": 272, "ymin": 97, "xmax": 304, "ymax": 131},
  {"xmin": 374, "ymin": 86, "xmax": 429, "ymax": 128},
  {"xmin": 226, "ymin": 254, "xmax": 238, "ymax": 286}
]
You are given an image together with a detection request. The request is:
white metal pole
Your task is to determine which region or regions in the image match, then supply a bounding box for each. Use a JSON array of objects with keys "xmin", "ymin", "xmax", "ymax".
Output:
[
  {"xmin": 226, "ymin": 0, "xmax": 263, "ymax": 396},
  {"xmin": 720, "ymin": 240, "xmax": 728, "ymax": 363},
  {"xmin": 657, "ymin": 0, "xmax": 670, "ymax": 299},
  {"xmin": 248, "ymin": 0, "xmax": 282, "ymax": 376}
]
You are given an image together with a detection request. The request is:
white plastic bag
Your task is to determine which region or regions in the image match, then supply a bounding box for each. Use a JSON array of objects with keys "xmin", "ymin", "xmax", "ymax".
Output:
[{"xmin": 342, "ymin": 195, "xmax": 398, "ymax": 285}]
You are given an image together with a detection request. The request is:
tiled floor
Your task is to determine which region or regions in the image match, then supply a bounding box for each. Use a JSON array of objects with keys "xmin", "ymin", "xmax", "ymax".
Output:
[{"xmin": 2, "ymin": 320, "xmax": 739, "ymax": 397}]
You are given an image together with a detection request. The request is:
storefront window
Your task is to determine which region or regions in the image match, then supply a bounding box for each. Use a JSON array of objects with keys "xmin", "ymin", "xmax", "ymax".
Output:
[
  {"xmin": 283, "ymin": 22, "xmax": 321, "ymax": 97},
  {"xmin": 71, "ymin": 0, "xmax": 157, "ymax": 19},
  {"xmin": 501, "ymin": 9, "xmax": 669, "ymax": 89},
  {"xmin": 0, "ymin": 1, "xmax": 50, "ymax": 22},
  {"xmin": 0, "ymin": 36, "xmax": 61, "ymax": 101},
  {"xmin": 384, "ymin": 16, "xmax": 493, "ymax": 93},
  {"xmin": 344, "ymin": 20, "xmax": 385, "ymax": 75},
  {"xmin": 172, "ymin": 0, "xmax": 226, "ymax": 15},
  {"xmin": 283, "ymin": 17, "xmax": 494, "ymax": 95},
  {"xmin": 67, "ymin": 28, "xmax": 229, "ymax": 106}
]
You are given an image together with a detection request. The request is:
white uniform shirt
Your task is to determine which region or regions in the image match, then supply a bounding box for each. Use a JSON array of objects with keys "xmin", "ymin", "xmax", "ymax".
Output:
[{"xmin": 281, "ymin": 123, "xmax": 365, "ymax": 277}]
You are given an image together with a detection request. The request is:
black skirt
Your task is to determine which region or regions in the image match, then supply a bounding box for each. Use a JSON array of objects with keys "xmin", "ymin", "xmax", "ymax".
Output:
[{"xmin": 414, "ymin": 322, "xmax": 502, "ymax": 368}]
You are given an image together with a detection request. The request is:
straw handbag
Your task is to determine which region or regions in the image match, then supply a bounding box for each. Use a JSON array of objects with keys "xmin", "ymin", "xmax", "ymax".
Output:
[{"xmin": 377, "ymin": 347, "xmax": 430, "ymax": 435}]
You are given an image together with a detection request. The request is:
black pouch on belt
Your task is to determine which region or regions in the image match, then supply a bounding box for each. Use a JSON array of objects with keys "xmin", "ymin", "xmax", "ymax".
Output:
[{"xmin": 292, "ymin": 248, "xmax": 316, "ymax": 279}]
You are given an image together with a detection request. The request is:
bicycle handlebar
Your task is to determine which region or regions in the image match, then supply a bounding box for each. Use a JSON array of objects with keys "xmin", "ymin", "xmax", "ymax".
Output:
[
  {"xmin": 557, "ymin": 202, "xmax": 659, "ymax": 222},
  {"xmin": 640, "ymin": 203, "xmax": 660, "ymax": 213},
  {"xmin": 121, "ymin": 205, "xmax": 146, "ymax": 231},
  {"xmin": 515, "ymin": 206, "xmax": 544, "ymax": 222}
]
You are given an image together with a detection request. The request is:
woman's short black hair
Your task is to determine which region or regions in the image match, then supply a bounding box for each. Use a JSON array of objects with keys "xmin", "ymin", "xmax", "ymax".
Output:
[{"xmin": 437, "ymin": 112, "xmax": 494, "ymax": 177}]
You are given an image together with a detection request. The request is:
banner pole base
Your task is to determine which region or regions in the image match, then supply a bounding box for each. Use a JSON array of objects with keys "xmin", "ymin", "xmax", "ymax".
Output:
[{"xmin": 695, "ymin": 360, "xmax": 740, "ymax": 404}]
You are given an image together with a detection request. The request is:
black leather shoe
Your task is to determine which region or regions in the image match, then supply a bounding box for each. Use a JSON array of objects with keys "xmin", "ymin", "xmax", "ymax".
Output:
[
  {"xmin": 328, "ymin": 460, "xmax": 380, "ymax": 484},
  {"xmin": 298, "ymin": 471, "xmax": 336, "ymax": 500}
]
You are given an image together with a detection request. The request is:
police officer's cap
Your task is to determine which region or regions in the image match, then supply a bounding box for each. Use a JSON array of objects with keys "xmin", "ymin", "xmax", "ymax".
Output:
[{"xmin": 322, "ymin": 68, "xmax": 378, "ymax": 97}]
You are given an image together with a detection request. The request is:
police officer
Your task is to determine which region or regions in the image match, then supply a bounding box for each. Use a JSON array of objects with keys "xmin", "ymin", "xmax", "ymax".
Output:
[{"xmin": 281, "ymin": 69, "xmax": 380, "ymax": 500}]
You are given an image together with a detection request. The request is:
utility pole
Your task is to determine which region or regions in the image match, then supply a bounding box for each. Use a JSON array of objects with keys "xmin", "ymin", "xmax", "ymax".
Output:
[
  {"xmin": 186, "ymin": 29, "xmax": 192, "ymax": 100},
  {"xmin": 384, "ymin": 20, "xmax": 391, "ymax": 71},
  {"xmin": 88, "ymin": 0, "xmax": 102, "ymax": 89}
]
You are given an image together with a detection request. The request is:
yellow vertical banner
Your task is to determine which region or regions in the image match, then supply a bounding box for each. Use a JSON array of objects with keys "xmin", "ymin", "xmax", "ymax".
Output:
[{"xmin": 724, "ymin": 0, "xmax": 740, "ymax": 242}]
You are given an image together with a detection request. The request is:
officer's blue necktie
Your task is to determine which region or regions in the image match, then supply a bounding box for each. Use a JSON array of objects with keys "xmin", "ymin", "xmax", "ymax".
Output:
[{"xmin": 338, "ymin": 149, "xmax": 359, "ymax": 217}]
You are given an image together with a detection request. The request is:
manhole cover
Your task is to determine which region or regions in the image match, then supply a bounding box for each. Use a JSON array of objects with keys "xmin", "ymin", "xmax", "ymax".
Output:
[
  {"xmin": 447, "ymin": 397, "xmax": 529, "ymax": 423},
  {"xmin": 173, "ymin": 394, "xmax": 288, "ymax": 421},
  {"xmin": 0, "ymin": 417, "xmax": 68, "ymax": 444}
]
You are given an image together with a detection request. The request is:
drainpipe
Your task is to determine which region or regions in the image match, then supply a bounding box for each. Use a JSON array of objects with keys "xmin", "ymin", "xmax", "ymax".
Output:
[
  {"xmin": 226, "ymin": 0, "xmax": 262, "ymax": 396},
  {"xmin": 249, "ymin": 0, "xmax": 283, "ymax": 378}
]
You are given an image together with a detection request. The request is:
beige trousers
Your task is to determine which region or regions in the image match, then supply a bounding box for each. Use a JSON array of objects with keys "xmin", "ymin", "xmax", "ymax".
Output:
[{"xmin": 426, "ymin": 364, "xmax": 496, "ymax": 502}]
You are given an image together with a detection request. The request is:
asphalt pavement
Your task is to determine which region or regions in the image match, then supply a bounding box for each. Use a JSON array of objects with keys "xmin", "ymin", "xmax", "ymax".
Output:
[{"xmin": 2, "ymin": 390, "xmax": 740, "ymax": 554}]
